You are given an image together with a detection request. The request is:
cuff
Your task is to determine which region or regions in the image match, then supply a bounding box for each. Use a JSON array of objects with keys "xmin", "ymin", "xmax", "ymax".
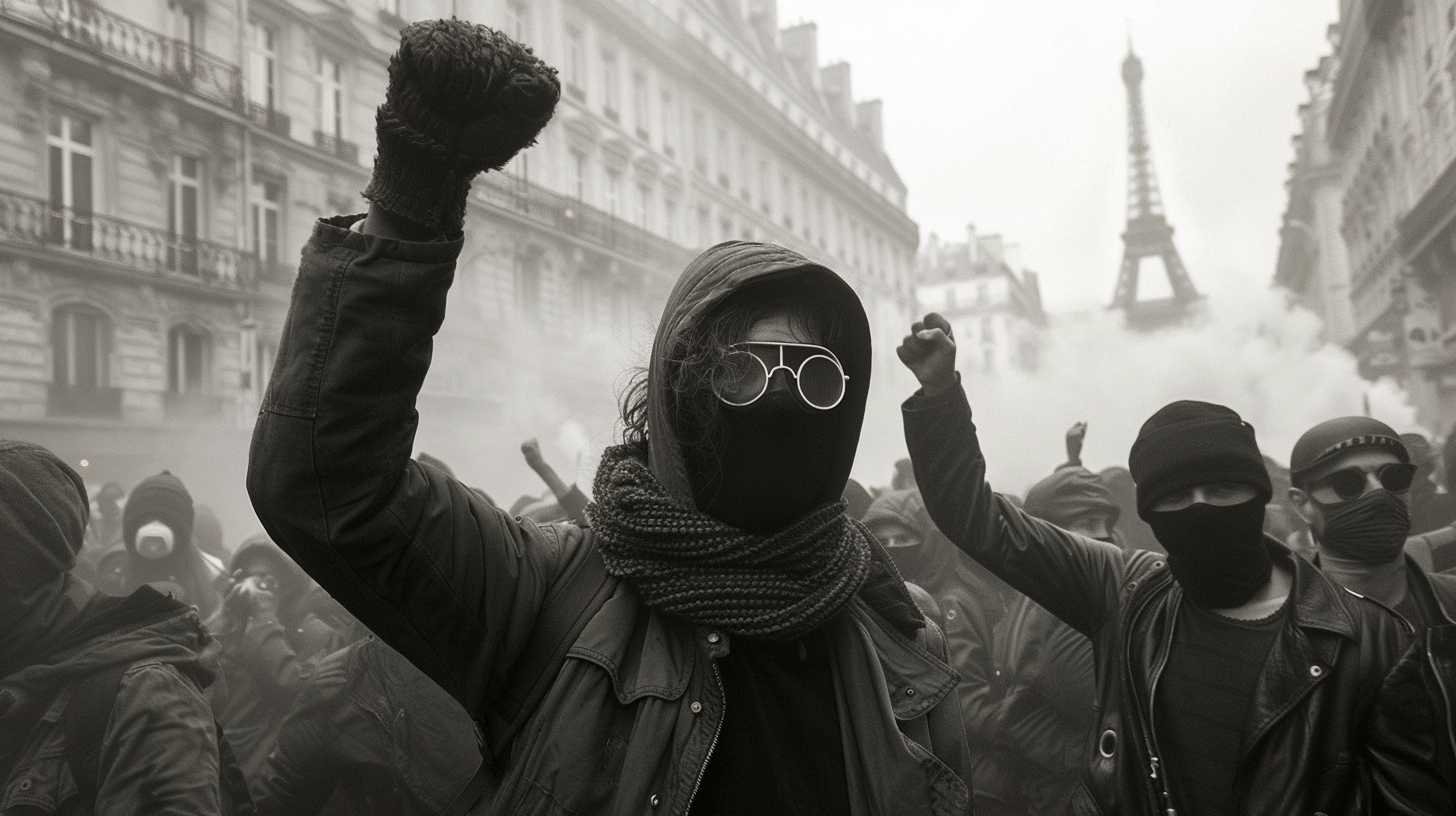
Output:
[
  {"xmin": 901, "ymin": 373, "xmax": 966, "ymax": 415},
  {"xmin": 310, "ymin": 214, "xmax": 464, "ymax": 263}
]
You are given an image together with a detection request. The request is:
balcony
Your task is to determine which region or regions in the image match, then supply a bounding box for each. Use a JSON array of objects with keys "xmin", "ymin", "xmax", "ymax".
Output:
[
  {"xmin": 48, "ymin": 383, "xmax": 122, "ymax": 419},
  {"xmin": 314, "ymin": 130, "xmax": 360, "ymax": 164},
  {"xmin": 0, "ymin": 189, "xmax": 254, "ymax": 291},
  {"xmin": 2, "ymin": 0, "xmax": 242, "ymax": 111},
  {"xmin": 474, "ymin": 174, "xmax": 691, "ymax": 277},
  {"xmin": 247, "ymin": 102, "xmax": 291, "ymax": 138},
  {"xmin": 164, "ymin": 390, "xmax": 226, "ymax": 421}
]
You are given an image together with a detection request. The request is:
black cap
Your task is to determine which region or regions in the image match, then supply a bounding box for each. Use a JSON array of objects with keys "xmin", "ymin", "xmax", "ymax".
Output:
[
  {"xmin": 1129, "ymin": 400, "xmax": 1271, "ymax": 518},
  {"xmin": 1289, "ymin": 416, "xmax": 1409, "ymax": 486}
]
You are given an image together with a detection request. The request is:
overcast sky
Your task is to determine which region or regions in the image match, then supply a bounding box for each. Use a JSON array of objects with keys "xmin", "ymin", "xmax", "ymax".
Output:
[{"xmin": 778, "ymin": 0, "xmax": 1339, "ymax": 312}]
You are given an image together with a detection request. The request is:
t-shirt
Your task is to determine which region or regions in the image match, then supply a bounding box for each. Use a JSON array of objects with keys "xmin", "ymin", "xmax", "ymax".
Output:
[
  {"xmin": 1154, "ymin": 598, "xmax": 1286, "ymax": 816},
  {"xmin": 690, "ymin": 629, "xmax": 849, "ymax": 816}
]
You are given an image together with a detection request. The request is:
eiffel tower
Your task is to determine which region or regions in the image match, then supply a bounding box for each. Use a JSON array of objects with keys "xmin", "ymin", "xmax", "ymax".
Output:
[{"xmin": 1111, "ymin": 42, "xmax": 1200, "ymax": 327}]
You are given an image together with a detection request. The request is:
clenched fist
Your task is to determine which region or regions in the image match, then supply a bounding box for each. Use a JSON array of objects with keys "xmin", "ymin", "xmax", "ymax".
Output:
[
  {"xmin": 364, "ymin": 19, "xmax": 560, "ymax": 237},
  {"xmin": 897, "ymin": 313, "xmax": 957, "ymax": 396}
]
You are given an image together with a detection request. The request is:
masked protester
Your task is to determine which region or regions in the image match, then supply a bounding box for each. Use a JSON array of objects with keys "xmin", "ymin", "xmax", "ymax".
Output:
[
  {"xmin": 246, "ymin": 21, "xmax": 969, "ymax": 816},
  {"xmin": 1290, "ymin": 418, "xmax": 1456, "ymax": 786},
  {"xmin": 0, "ymin": 441, "xmax": 249, "ymax": 814},
  {"xmin": 897, "ymin": 312, "xmax": 1447, "ymax": 815},
  {"xmin": 209, "ymin": 535, "xmax": 318, "ymax": 788},
  {"xmin": 121, "ymin": 471, "xmax": 225, "ymax": 618},
  {"xmin": 254, "ymin": 635, "xmax": 480, "ymax": 816},
  {"xmin": 968, "ymin": 462, "xmax": 1119, "ymax": 816}
]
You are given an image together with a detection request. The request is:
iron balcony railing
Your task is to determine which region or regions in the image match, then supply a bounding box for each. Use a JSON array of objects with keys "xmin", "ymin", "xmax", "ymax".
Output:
[
  {"xmin": 475, "ymin": 174, "xmax": 691, "ymax": 277},
  {"xmin": 2, "ymin": 0, "xmax": 244, "ymax": 111},
  {"xmin": 248, "ymin": 102, "xmax": 291, "ymax": 138},
  {"xmin": 0, "ymin": 189, "xmax": 254, "ymax": 291},
  {"xmin": 313, "ymin": 130, "xmax": 360, "ymax": 164}
]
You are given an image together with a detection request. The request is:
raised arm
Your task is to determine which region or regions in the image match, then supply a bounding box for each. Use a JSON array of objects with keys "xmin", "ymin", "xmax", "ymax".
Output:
[
  {"xmin": 897, "ymin": 314, "xmax": 1126, "ymax": 636},
  {"xmin": 521, "ymin": 438, "xmax": 590, "ymax": 526},
  {"xmin": 246, "ymin": 20, "xmax": 562, "ymax": 723}
]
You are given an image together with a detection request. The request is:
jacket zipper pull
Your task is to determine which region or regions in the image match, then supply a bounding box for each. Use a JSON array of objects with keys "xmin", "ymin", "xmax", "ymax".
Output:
[{"xmin": 1149, "ymin": 756, "xmax": 1160, "ymax": 780}]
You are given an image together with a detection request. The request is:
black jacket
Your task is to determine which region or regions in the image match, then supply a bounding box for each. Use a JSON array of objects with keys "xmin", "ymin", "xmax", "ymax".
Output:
[{"xmin": 903, "ymin": 381, "xmax": 1449, "ymax": 815}]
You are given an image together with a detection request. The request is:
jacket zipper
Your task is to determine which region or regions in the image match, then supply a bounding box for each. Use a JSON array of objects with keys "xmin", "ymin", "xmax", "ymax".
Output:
[
  {"xmin": 1124, "ymin": 576, "xmax": 1179, "ymax": 815},
  {"xmin": 684, "ymin": 661, "xmax": 725, "ymax": 815},
  {"xmin": 1430, "ymin": 637, "xmax": 1456, "ymax": 767}
]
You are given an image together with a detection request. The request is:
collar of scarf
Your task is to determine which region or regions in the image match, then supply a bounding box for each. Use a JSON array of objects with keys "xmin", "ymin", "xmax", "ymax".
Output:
[{"xmin": 589, "ymin": 444, "xmax": 874, "ymax": 640}]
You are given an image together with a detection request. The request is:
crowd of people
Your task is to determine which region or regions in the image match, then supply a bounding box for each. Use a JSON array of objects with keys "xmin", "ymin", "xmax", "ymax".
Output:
[{"xmin": 4, "ymin": 19, "xmax": 1456, "ymax": 816}]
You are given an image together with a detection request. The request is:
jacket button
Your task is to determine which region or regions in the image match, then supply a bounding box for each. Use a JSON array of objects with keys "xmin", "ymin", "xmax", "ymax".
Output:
[
  {"xmin": 649, "ymin": 793, "xmax": 661, "ymax": 807},
  {"xmin": 1153, "ymin": 561, "xmax": 1165, "ymax": 569},
  {"xmin": 690, "ymin": 701, "xmax": 703, "ymax": 714},
  {"xmin": 18, "ymin": 778, "xmax": 32, "ymax": 791},
  {"xmin": 706, "ymin": 632, "xmax": 721, "ymax": 645},
  {"xmin": 1309, "ymin": 664, "xmax": 1324, "ymax": 678},
  {"xmin": 904, "ymin": 687, "xmax": 916, "ymax": 697}
]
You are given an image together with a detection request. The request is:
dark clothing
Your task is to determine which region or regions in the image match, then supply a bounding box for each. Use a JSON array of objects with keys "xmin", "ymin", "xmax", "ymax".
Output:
[
  {"xmin": 1156, "ymin": 601, "xmax": 1284, "ymax": 816},
  {"xmin": 213, "ymin": 617, "xmax": 306, "ymax": 787},
  {"xmin": 255, "ymin": 637, "xmax": 479, "ymax": 816},
  {"xmin": 1, "ymin": 587, "xmax": 234, "ymax": 815},
  {"xmin": 694, "ymin": 631, "xmax": 849, "ymax": 816},
  {"xmin": 903, "ymin": 379, "xmax": 1448, "ymax": 815},
  {"xmin": 247, "ymin": 216, "xmax": 971, "ymax": 815}
]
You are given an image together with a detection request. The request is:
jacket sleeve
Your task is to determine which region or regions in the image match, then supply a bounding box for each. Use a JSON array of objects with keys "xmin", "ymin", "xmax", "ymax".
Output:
[
  {"xmin": 253, "ymin": 653, "xmax": 352, "ymax": 816},
  {"xmin": 95, "ymin": 662, "xmax": 224, "ymax": 816},
  {"xmin": 239, "ymin": 619, "xmax": 305, "ymax": 704},
  {"xmin": 246, "ymin": 216, "xmax": 569, "ymax": 722},
  {"xmin": 902, "ymin": 380, "xmax": 1126, "ymax": 637}
]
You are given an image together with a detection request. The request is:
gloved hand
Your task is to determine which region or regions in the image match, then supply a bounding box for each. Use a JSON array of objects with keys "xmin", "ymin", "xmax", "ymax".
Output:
[{"xmin": 363, "ymin": 19, "xmax": 560, "ymax": 237}]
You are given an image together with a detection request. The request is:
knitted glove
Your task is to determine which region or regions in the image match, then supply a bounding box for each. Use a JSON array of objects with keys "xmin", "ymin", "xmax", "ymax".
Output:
[{"xmin": 363, "ymin": 19, "xmax": 560, "ymax": 237}]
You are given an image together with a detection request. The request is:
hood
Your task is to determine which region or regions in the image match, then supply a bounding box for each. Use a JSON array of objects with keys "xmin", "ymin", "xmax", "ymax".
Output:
[
  {"xmin": 644, "ymin": 241, "xmax": 871, "ymax": 510},
  {"xmin": 229, "ymin": 533, "xmax": 308, "ymax": 606},
  {"xmin": 862, "ymin": 489, "xmax": 965, "ymax": 599},
  {"xmin": 1, "ymin": 587, "xmax": 216, "ymax": 719},
  {"xmin": 1023, "ymin": 466, "xmax": 1121, "ymax": 530},
  {"xmin": 0, "ymin": 440, "xmax": 89, "ymax": 599}
]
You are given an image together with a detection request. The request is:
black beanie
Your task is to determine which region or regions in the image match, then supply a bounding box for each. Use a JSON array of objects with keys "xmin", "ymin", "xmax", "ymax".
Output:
[
  {"xmin": 1288, "ymin": 416, "xmax": 1409, "ymax": 487},
  {"xmin": 1129, "ymin": 401, "xmax": 1271, "ymax": 518},
  {"xmin": 122, "ymin": 470, "xmax": 194, "ymax": 553}
]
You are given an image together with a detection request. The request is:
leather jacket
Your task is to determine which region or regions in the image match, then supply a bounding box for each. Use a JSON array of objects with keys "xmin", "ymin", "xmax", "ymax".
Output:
[{"xmin": 903, "ymin": 380, "xmax": 1450, "ymax": 815}]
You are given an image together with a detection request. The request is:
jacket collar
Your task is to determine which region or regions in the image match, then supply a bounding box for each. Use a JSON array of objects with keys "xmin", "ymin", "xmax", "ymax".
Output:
[
  {"xmin": 1285, "ymin": 544, "xmax": 1359, "ymax": 640},
  {"xmin": 1408, "ymin": 557, "xmax": 1456, "ymax": 625}
]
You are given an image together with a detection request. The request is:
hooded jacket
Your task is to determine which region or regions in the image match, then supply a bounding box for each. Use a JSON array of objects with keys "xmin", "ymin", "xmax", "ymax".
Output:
[
  {"xmin": 1, "ymin": 588, "xmax": 234, "ymax": 815},
  {"xmin": 247, "ymin": 216, "xmax": 971, "ymax": 815},
  {"xmin": 121, "ymin": 473, "xmax": 224, "ymax": 619},
  {"xmin": 904, "ymin": 380, "xmax": 1449, "ymax": 815}
]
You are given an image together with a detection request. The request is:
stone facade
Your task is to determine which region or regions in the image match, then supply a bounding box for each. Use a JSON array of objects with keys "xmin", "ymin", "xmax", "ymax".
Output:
[{"xmin": 915, "ymin": 226, "xmax": 1045, "ymax": 375}]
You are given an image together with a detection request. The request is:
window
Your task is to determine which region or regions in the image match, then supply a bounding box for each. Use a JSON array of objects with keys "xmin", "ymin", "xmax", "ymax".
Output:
[
  {"xmin": 251, "ymin": 173, "xmax": 282, "ymax": 268},
  {"xmin": 168, "ymin": 155, "xmax": 200, "ymax": 274},
  {"xmin": 565, "ymin": 26, "xmax": 584, "ymax": 94},
  {"xmin": 378, "ymin": 0, "xmax": 402, "ymax": 15},
  {"xmin": 602, "ymin": 50, "xmax": 620, "ymax": 119},
  {"xmin": 636, "ymin": 182, "xmax": 651, "ymax": 229},
  {"xmin": 781, "ymin": 173, "xmax": 792, "ymax": 228},
  {"xmin": 506, "ymin": 0, "xmax": 530, "ymax": 43},
  {"xmin": 691, "ymin": 109, "xmax": 707, "ymax": 172},
  {"xmin": 515, "ymin": 250, "xmax": 542, "ymax": 316},
  {"xmin": 715, "ymin": 126, "xmax": 729, "ymax": 185},
  {"xmin": 47, "ymin": 113, "xmax": 93, "ymax": 250},
  {"xmin": 737, "ymin": 142, "xmax": 749, "ymax": 200},
  {"xmin": 660, "ymin": 89, "xmax": 675, "ymax": 155},
  {"xmin": 569, "ymin": 149, "xmax": 587, "ymax": 200},
  {"xmin": 317, "ymin": 54, "xmax": 343, "ymax": 139},
  {"xmin": 799, "ymin": 185, "xmax": 809, "ymax": 238},
  {"xmin": 167, "ymin": 325, "xmax": 210, "ymax": 394},
  {"xmin": 52, "ymin": 305, "xmax": 109, "ymax": 390},
  {"xmin": 633, "ymin": 72, "xmax": 649, "ymax": 138},
  {"xmin": 167, "ymin": 0, "xmax": 197, "ymax": 74},
  {"xmin": 247, "ymin": 21, "xmax": 278, "ymax": 110},
  {"xmin": 605, "ymin": 169, "xmax": 621, "ymax": 218},
  {"xmin": 664, "ymin": 197, "xmax": 678, "ymax": 241},
  {"xmin": 759, "ymin": 160, "xmax": 771, "ymax": 213},
  {"xmin": 697, "ymin": 205, "xmax": 710, "ymax": 245},
  {"xmin": 252, "ymin": 337, "xmax": 276, "ymax": 399}
]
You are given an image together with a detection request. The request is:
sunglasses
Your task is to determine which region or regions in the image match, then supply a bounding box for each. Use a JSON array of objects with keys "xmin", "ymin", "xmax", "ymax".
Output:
[
  {"xmin": 1307, "ymin": 462, "xmax": 1418, "ymax": 504},
  {"xmin": 710, "ymin": 341, "xmax": 850, "ymax": 411}
]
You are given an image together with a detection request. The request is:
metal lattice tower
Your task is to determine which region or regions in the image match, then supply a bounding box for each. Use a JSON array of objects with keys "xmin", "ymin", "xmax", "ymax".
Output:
[{"xmin": 1111, "ymin": 43, "xmax": 1199, "ymax": 318}]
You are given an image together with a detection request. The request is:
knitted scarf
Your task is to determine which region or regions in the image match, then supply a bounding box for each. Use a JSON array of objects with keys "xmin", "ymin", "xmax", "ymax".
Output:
[{"xmin": 589, "ymin": 444, "xmax": 874, "ymax": 640}]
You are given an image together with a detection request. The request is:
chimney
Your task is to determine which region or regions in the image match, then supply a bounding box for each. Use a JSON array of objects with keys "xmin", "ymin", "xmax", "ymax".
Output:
[
  {"xmin": 820, "ymin": 62, "xmax": 853, "ymax": 123},
  {"xmin": 748, "ymin": 0, "xmax": 778, "ymax": 45},
  {"xmin": 855, "ymin": 99, "xmax": 883, "ymax": 148},
  {"xmin": 780, "ymin": 22, "xmax": 819, "ymax": 89}
]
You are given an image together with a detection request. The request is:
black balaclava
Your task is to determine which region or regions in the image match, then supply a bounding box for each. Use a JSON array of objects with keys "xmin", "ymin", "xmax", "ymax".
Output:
[{"xmin": 1130, "ymin": 401, "xmax": 1274, "ymax": 609}]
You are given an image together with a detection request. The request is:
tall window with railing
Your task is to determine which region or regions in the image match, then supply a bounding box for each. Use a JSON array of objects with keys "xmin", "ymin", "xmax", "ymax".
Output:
[
  {"xmin": 169, "ymin": 155, "xmax": 200, "ymax": 274},
  {"xmin": 606, "ymin": 169, "xmax": 622, "ymax": 219},
  {"xmin": 569, "ymin": 149, "xmax": 588, "ymax": 200},
  {"xmin": 316, "ymin": 53, "xmax": 343, "ymax": 144},
  {"xmin": 167, "ymin": 0, "xmax": 197, "ymax": 76},
  {"xmin": 633, "ymin": 71, "xmax": 650, "ymax": 140},
  {"xmin": 50, "ymin": 304, "xmax": 114, "ymax": 418},
  {"xmin": 46, "ymin": 113, "xmax": 93, "ymax": 251},
  {"xmin": 565, "ymin": 25, "xmax": 584, "ymax": 99},
  {"xmin": 602, "ymin": 49, "xmax": 620, "ymax": 121},
  {"xmin": 247, "ymin": 21, "xmax": 278, "ymax": 113},
  {"xmin": 251, "ymin": 174, "xmax": 283, "ymax": 273}
]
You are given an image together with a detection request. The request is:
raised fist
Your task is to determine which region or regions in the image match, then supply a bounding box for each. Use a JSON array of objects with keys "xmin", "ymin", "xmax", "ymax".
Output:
[
  {"xmin": 897, "ymin": 313, "xmax": 957, "ymax": 396},
  {"xmin": 1066, "ymin": 421, "xmax": 1088, "ymax": 462},
  {"xmin": 521, "ymin": 438, "xmax": 545, "ymax": 471},
  {"xmin": 364, "ymin": 20, "xmax": 560, "ymax": 236}
]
